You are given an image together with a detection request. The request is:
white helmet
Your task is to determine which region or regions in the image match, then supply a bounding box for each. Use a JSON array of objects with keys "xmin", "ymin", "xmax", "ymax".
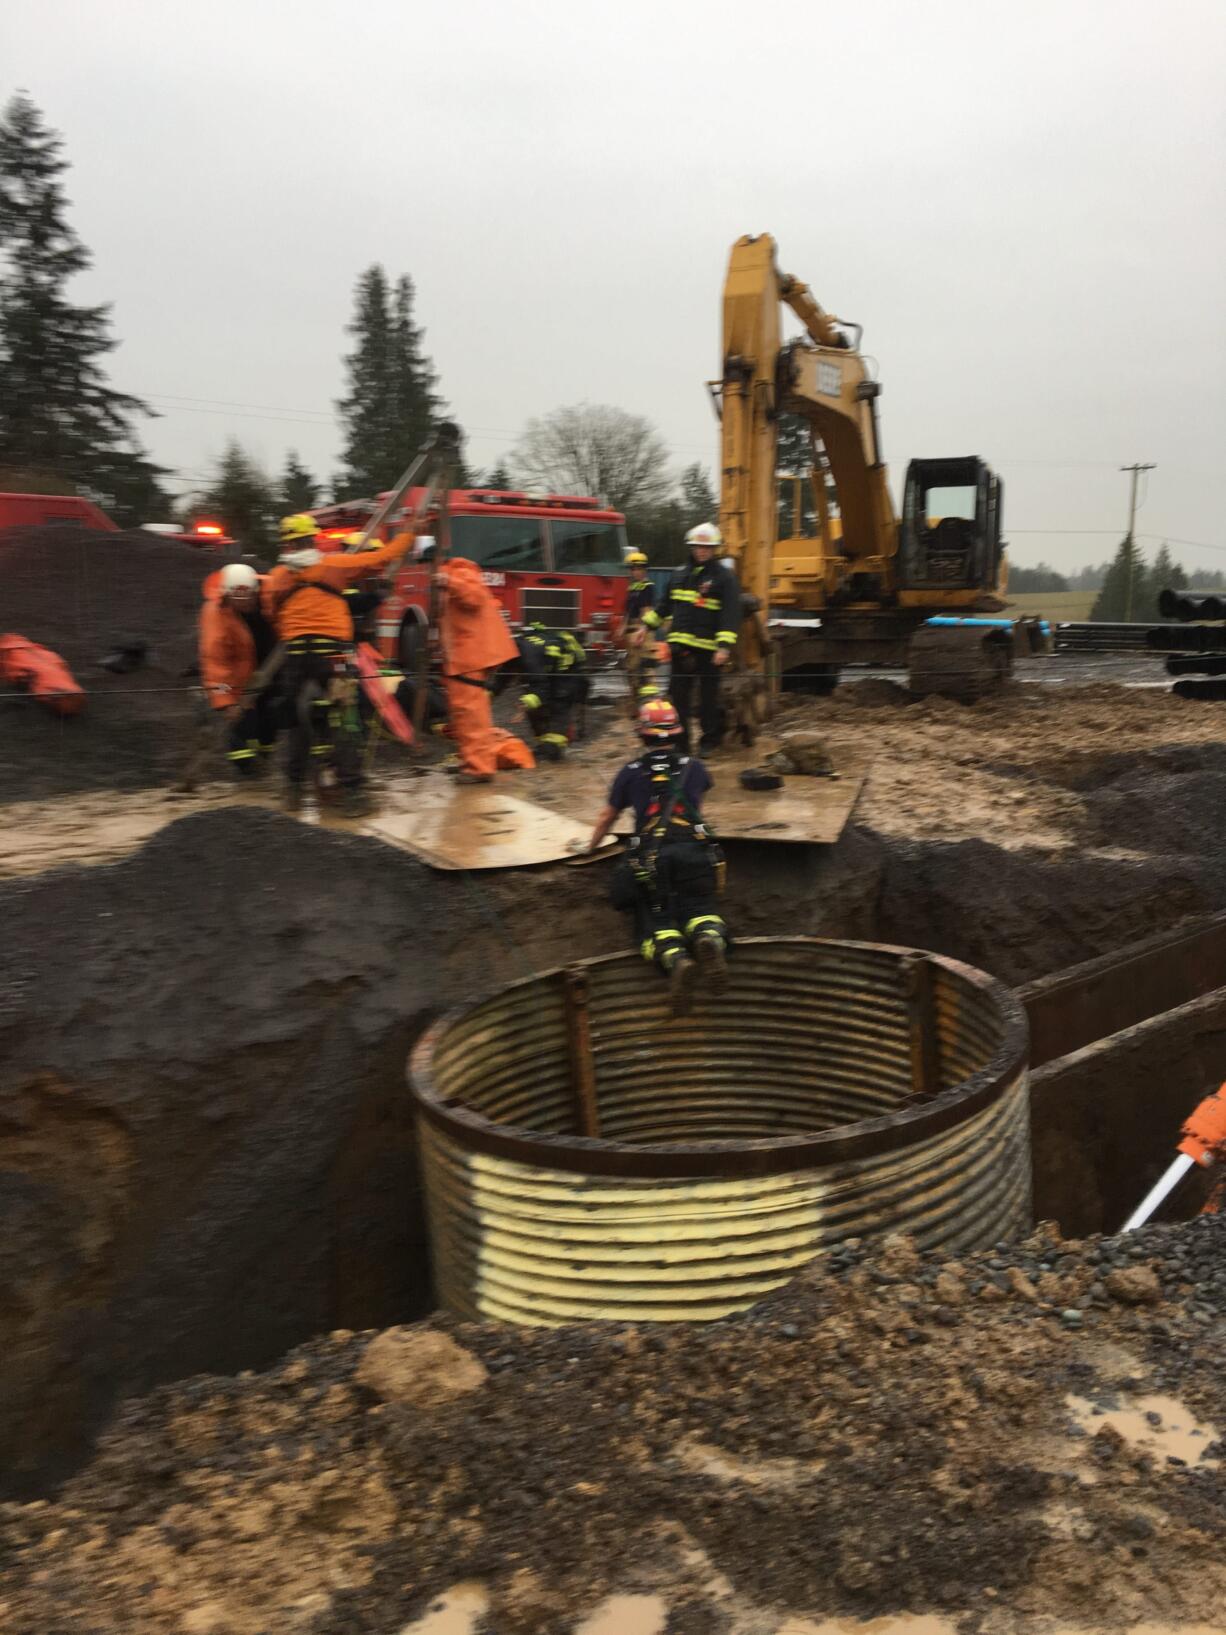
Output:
[
  {"xmin": 413, "ymin": 534, "xmax": 437, "ymax": 560},
  {"xmin": 220, "ymin": 562, "xmax": 259, "ymax": 594},
  {"xmin": 685, "ymin": 521, "xmax": 723, "ymax": 549}
]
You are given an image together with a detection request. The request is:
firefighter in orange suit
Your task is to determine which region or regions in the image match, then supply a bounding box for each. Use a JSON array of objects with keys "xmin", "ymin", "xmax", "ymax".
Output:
[{"xmin": 438, "ymin": 556, "xmax": 520, "ymax": 782}]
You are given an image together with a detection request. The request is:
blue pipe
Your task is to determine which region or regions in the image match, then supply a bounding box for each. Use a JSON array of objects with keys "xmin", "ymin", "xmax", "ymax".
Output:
[{"xmin": 922, "ymin": 616, "xmax": 1018, "ymax": 629}]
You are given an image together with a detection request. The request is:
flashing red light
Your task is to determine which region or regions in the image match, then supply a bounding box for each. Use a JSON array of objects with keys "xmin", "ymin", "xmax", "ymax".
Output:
[{"xmin": 194, "ymin": 522, "xmax": 223, "ymax": 537}]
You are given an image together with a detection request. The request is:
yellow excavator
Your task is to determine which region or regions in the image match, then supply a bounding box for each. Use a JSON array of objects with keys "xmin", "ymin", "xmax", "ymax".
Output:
[{"xmin": 716, "ymin": 233, "xmax": 1048, "ymax": 700}]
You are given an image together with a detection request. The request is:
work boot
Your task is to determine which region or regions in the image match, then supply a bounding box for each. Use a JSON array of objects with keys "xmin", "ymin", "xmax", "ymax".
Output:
[
  {"xmin": 341, "ymin": 786, "xmax": 374, "ymax": 818},
  {"xmin": 667, "ymin": 954, "xmax": 698, "ymax": 1017},
  {"xmin": 698, "ymin": 736, "xmax": 724, "ymax": 755},
  {"xmin": 693, "ymin": 932, "xmax": 729, "ymax": 995},
  {"xmin": 282, "ymin": 783, "xmax": 304, "ymax": 815},
  {"xmin": 456, "ymin": 771, "xmax": 494, "ymax": 785},
  {"xmin": 536, "ymin": 740, "xmax": 564, "ymax": 763}
]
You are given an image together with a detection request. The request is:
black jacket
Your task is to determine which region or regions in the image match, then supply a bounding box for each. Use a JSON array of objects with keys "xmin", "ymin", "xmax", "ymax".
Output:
[
  {"xmin": 644, "ymin": 558, "xmax": 740, "ymax": 653},
  {"xmin": 624, "ymin": 578, "xmax": 656, "ymax": 623},
  {"xmin": 516, "ymin": 625, "xmax": 587, "ymax": 704}
]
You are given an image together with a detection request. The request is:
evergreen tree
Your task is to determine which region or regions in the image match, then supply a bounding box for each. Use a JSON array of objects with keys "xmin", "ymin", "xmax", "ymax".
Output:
[
  {"xmin": 197, "ymin": 441, "xmax": 276, "ymax": 555},
  {"xmin": 1129, "ymin": 544, "xmax": 1186, "ymax": 624},
  {"xmin": 1090, "ymin": 537, "xmax": 1147, "ymax": 622},
  {"xmin": 1150, "ymin": 543, "xmax": 1186, "ymax": 598},
  {"xmin": 279, "ymin": 449, "xmax": 317, "ymax": 514},
  {"xmin": 389, "ymin": 273, "xmax": 440, "ymax": 460},
  {"xmin": 0, "ymin": 93, "xmax": 167, "ymax": 521},
  {"xmin": 336, "ymin": 265, "xmax": 444, "ymax": 493},
  {"xmin": 483, "ymin": 461, "xmax": 513, "ymax": 490},
  {"xmin": 336, "ymin": 265, "xmax": 392, "ymax": 493}
]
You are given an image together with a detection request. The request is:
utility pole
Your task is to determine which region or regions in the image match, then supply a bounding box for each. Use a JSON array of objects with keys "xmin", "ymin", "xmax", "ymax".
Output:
[{"xmin": 1121, "ymin": 462, "xmax": 1156, "ymax": 621}]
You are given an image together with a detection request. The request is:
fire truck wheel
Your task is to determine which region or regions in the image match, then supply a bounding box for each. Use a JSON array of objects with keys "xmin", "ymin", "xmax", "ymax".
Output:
[{"xmin": 398, "ymin": 618, "xmax": 426, "ymax": 675}]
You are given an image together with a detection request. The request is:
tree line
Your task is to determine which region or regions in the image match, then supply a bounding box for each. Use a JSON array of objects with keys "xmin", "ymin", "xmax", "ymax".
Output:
[{"xmin": 1010, "ymin": 542, "xmax": 1212, "ymax": 622}]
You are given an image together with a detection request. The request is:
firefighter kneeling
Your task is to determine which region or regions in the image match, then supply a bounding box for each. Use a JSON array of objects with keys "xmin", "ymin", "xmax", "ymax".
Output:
[
  {"xmin": 515, "ymin": 621, "xmax": 589, "ymax": 762},
  {"xmin": 589, "ymin": 697, "xmax": 729, "ymax": 1015}
]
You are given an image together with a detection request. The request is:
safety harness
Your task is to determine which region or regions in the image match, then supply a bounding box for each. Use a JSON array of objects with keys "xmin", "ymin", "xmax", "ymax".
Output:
[{"xmin": 630, "ymin": 751, "xmax": 725, "ymax": 894}]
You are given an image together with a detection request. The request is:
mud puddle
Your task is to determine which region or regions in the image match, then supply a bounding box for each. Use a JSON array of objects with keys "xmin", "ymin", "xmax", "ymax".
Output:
[
  {"xmin": 1066, "ymin": 1390, "xmax": 1220, "ymax": 1468},
  {"xmin": 401, "ymin": 1583, "xmax": 488, "ymax": 1633}
]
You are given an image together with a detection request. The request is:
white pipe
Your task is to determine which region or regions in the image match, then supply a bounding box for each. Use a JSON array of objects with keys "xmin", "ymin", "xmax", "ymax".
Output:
[{"xmin": 1122, "ymin": 1151, "xmax": 1196, "ymax": 1232}]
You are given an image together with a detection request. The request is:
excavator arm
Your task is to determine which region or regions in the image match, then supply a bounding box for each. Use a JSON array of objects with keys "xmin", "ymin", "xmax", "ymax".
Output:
[{"xmin": 718, "ymin": 234, "xmax": 898, "ymax": 628}]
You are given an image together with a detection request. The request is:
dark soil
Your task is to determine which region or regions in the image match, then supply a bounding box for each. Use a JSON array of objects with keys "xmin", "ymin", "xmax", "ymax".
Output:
[
  {"xmin": 0, "ymin": 806, "xmax": 877, "ymax": 1494},
  {"xmin": 876, "ymin": 833, "xmax": 1216, "ymax": 984},
  {"xmin": 0, "ymin": 526, "xmax": 239, "ymax": 802},
  {"xmin": 2, "ymin": 1220, "xmax": 1224, "ymax": 1633}
]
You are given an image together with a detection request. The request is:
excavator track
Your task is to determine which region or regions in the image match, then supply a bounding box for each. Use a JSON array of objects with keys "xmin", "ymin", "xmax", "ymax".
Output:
[{"xmin": 907, "ymin": 624, "xmax": 1013, "ymax": 702}]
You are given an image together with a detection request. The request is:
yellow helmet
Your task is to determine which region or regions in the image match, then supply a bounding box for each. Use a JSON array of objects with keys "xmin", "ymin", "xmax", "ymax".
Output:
[
  {"xmin": 279, "ymin": 512, "xmax": 318, "ymax": 543},
  {"xmin": 626, "ymin": 549, "xmax": 648, "ymax": 567}
]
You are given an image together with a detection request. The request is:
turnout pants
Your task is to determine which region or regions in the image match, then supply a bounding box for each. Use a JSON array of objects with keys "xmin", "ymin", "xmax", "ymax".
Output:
[
  {"xmin": 611, "ymin": 839, "xmax": 727, "ymax": 972},
  {"xmin": 624, "ymin": 640, "xmax": 660, "ymax": 715},
  {"xmin": 280, "ymin": 638, "xmax": 362, "ymax": 790},
  {"xmin": 527, "ymin": 673, "xmax": 590, "ymax": 753},
  {"xmin": 222, "ymin": 694, "xmax": 279, "ymax": 775},
  {"xmin": 445, "ymin": 672, "xmax": 499, "ymax": 775},
  {"xmin": 668, "ymin": 646, "xmax": 722, "ymax": 750}
]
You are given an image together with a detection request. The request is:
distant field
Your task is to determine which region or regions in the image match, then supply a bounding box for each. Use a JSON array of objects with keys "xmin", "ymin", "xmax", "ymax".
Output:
[{"xmin": 1004, "ymin": 589, "xmax": 1098, "ymax": 623}]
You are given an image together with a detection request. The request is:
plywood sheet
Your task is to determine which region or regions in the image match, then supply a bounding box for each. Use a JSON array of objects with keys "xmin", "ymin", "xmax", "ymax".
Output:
[{"xmin": 360, "ymin": 785, "xmax": 614, "ymax": 870}]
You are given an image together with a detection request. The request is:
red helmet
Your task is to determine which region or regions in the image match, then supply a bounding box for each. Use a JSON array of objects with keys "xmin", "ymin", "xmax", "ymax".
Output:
[{"xmin": 638, "ymin": 697, "xmax": 681, "ymax": 741}]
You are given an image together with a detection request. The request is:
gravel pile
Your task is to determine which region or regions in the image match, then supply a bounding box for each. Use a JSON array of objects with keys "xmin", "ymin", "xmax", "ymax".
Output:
[
  {"xmin": 3, "ymin": 1218, "xmax": 1224, "ymax": 1634},
  {"xmin": 0, "ymin": 526, "xmax": 237, "ymax": 801}
]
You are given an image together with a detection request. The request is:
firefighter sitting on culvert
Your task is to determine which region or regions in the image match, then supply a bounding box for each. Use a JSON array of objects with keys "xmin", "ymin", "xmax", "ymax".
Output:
[
  {"xmin": 588, "ymin": 696, "xmax": 729, "ymax": 1015},
  {"xmin": 513, "ymin": 620, "xmax": 589, "ymax": 762}
]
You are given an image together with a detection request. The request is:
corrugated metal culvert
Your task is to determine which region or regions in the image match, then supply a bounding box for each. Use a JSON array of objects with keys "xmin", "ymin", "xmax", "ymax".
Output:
[{"xmin": 410, "ymin": 937, "xmax": 1031, "ymax": 1325}]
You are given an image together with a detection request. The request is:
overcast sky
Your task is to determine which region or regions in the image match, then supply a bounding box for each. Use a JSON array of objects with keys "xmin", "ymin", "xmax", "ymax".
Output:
[{"xmin": 6, "ymin": 0, "xmax": 1224, "ymax": 570}]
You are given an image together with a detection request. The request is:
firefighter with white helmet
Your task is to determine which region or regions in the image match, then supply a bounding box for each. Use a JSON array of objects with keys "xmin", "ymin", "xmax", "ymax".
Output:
[
  {"xmin": 639, "ymin": 521, "xmax": 741, "ymax": 752},
  {"xmin": 197, "ymin": 561, "xmax": 279, "ymax": 777},
  {"xmin": 588, "ymin": 697, "xmax": 730, "ymax": 1015}
]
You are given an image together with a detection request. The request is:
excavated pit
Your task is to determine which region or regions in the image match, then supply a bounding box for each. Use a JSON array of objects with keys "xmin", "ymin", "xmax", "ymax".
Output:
[{"xmin": 5, "ymin": 735, "xmax": 1226, "ymax": 1492}]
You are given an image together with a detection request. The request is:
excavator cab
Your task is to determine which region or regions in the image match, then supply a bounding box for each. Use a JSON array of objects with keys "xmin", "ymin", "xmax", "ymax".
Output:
[{"xmin": 898, "ymin": 457, "xmax": 1003, "ymax": 594}]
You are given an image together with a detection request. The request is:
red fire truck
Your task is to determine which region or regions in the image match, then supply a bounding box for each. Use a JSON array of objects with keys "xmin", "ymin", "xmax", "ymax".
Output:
[{"xmin": 310, "ymin": 487, "xmax": 630, "ymax": 668}]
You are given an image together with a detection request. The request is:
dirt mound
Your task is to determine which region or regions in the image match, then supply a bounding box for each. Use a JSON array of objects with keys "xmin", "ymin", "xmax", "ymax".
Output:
[
  {"xmin": 0, "ymin": 805, "xmax": 597, "ymax": 1492},
  {"xmin": 0, "ymin": 526, "xmax": 239, "ymax": 802},
  {"xmin": 2, "ymin": 1219, "xmax": 1224, "ymax": 1634},
  {"xmin": 0, "ymin": 805, "xmax": 888, "ymax": 1494}
]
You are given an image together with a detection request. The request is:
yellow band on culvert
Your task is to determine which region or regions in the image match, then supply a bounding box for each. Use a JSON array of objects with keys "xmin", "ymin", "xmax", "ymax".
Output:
[{"xmin": 410, "ymin": 938, "xmax": 1031, "ymax": 1326}]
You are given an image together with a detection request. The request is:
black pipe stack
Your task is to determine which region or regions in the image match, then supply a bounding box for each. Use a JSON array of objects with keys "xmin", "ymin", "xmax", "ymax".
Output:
[{"xmin": 1155, "ymin": 588, "xmax": 1226, "ymax": 700}]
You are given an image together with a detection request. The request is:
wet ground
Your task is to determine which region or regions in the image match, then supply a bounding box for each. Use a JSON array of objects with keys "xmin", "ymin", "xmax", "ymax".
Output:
[
  {"xmin": 6, "ymin": 658, "xmax": 1226, "ymax": 1631},
  {"xmin": 3, "ymin": 1220, "xmax": 1226, "ymax": 1634}
]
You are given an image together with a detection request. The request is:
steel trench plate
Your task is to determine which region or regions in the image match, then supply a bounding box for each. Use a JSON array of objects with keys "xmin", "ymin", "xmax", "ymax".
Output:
[{"xmin": 701, "ymin": 744, "xmax": 869, "ymax": 843}]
